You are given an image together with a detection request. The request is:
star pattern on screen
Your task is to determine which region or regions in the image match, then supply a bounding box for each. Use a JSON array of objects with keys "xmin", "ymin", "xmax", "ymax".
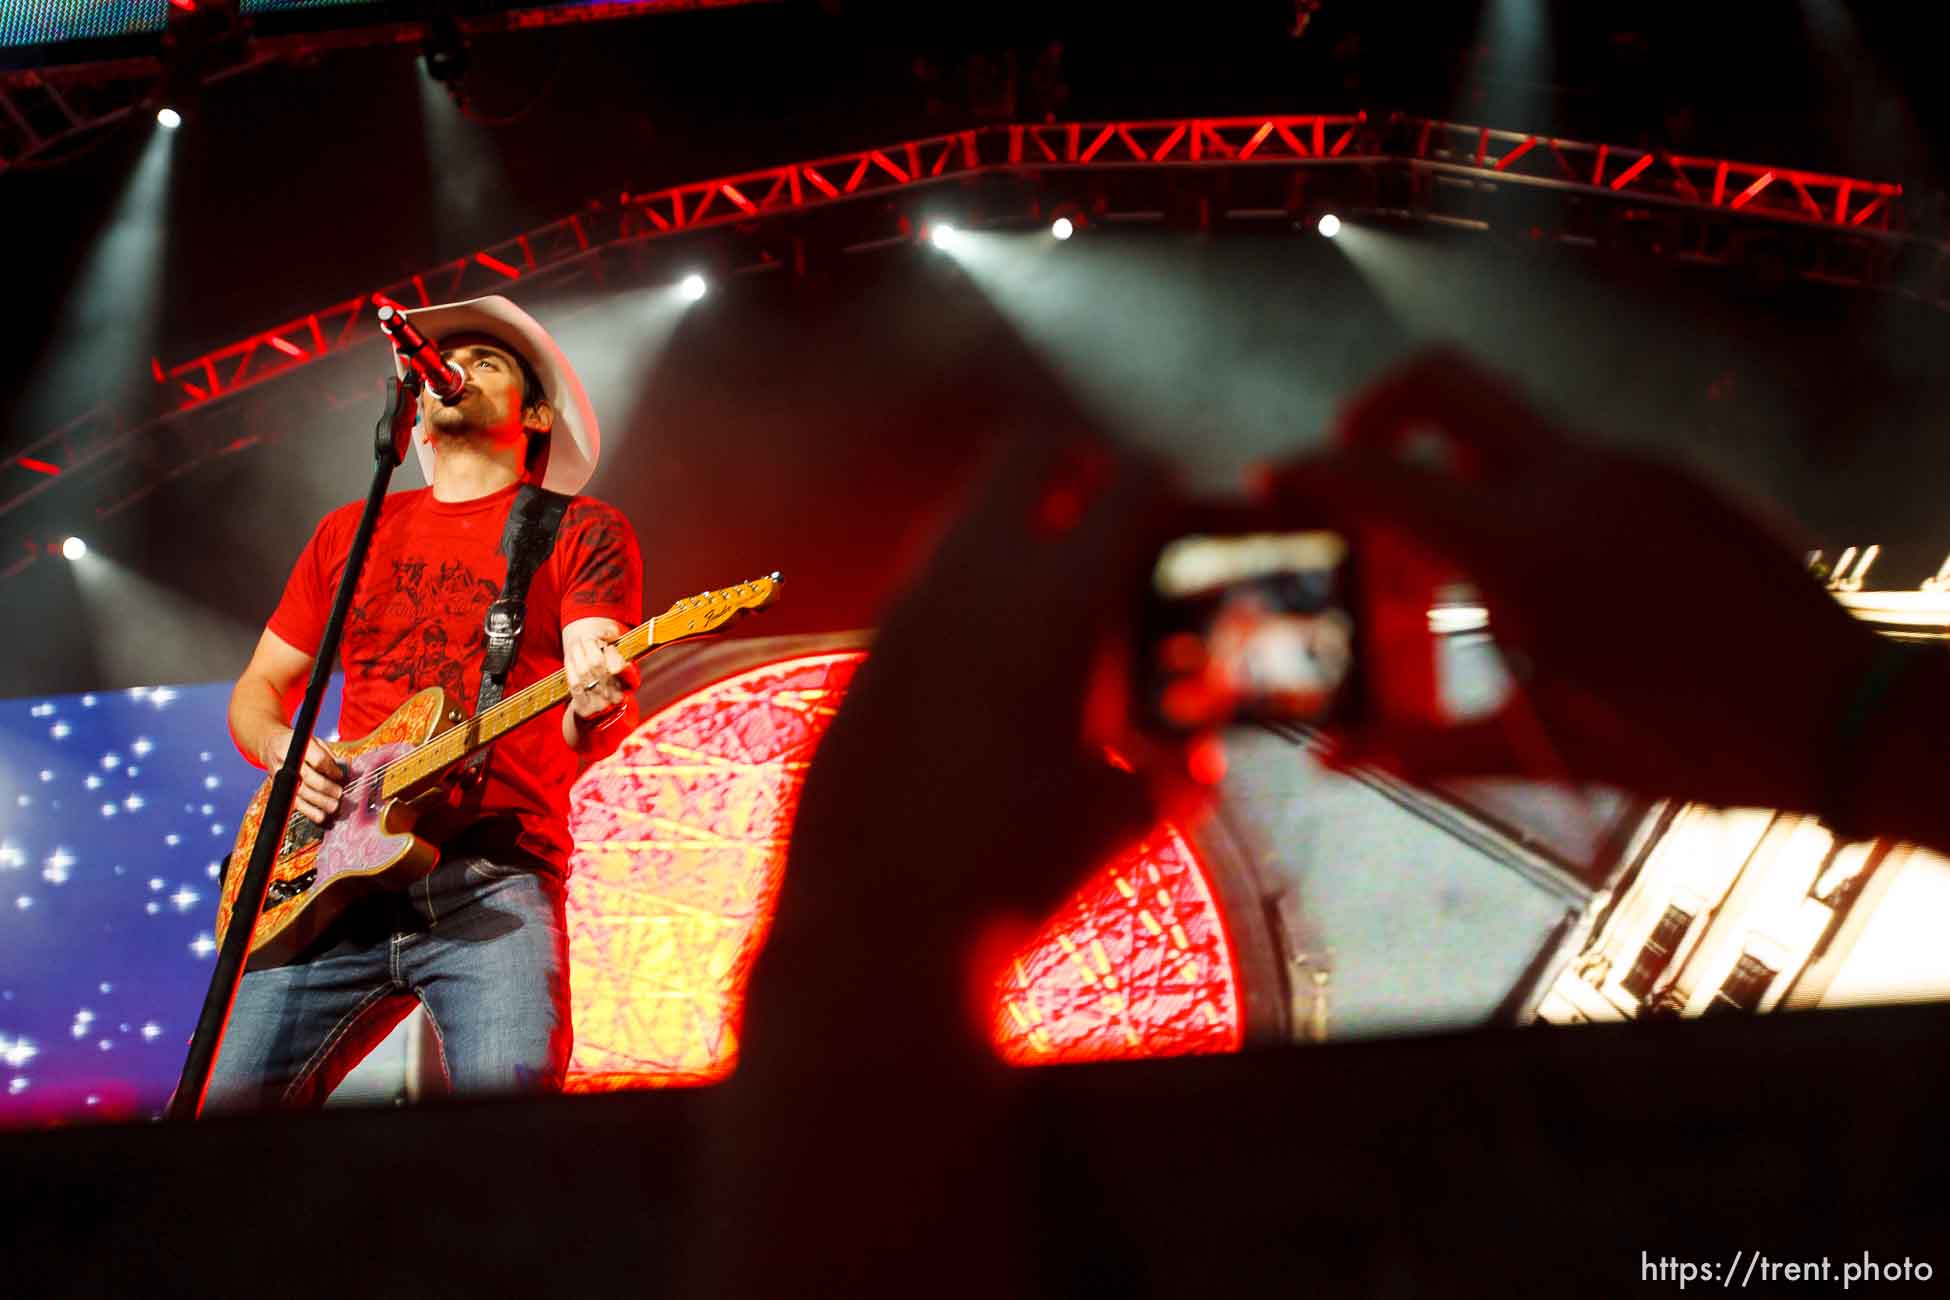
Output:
[{"xmin": 0, "ymin": 678, "xmax": 343, "ymax": 1123}]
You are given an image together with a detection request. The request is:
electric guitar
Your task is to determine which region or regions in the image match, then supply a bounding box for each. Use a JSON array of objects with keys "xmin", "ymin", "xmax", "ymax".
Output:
[{"xmin": 215, "ymin": 573, "xmax": 782, "ymax": 968}]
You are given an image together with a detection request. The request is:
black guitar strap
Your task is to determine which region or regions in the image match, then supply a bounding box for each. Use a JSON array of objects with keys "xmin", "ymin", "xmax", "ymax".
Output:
[{"xmin": 459, "ymin": 483, "xmax": 572, "ymax": 783}]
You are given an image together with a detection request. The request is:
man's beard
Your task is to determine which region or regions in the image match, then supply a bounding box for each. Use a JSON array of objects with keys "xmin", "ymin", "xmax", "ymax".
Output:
[{"xmin": 425, "ymin": 398, "xmax": 491, "ymax": 444}]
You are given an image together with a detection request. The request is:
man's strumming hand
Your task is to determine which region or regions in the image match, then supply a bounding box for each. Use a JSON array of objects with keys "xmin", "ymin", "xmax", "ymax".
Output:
[
  {"xmin": 260, "ymin": 726, "xmax": 346, "ymax": 826},
  {"xmin": 562, "ymin": 616, "xmax": 638, "ymax": 748}
]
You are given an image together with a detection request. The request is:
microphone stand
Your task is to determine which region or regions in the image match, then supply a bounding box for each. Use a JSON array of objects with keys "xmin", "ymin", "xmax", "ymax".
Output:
[{"xmin": 168, "ymin": 371, "xmax": 422, "ymax": 1120}]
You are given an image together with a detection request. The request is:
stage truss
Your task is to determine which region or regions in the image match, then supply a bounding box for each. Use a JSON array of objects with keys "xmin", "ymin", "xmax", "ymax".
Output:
[{"xmin": 3, "ymin": 110, "xmax": 1939, "ymax": 576}]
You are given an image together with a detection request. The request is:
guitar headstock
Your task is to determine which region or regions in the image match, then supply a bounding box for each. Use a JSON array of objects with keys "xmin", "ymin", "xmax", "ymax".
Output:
[{"xmin": 656, "ymin": 572, "xmax": 782, "ymax": 642}]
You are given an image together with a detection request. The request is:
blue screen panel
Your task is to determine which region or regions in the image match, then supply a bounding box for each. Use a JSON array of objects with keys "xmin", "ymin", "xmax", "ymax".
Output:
[
  {"xmin": 0, "ymin": 1, "xmax": 384, "ymax": 49},
  {"xmin": 0, "ymin": 678, "xmax": 342, "ymax": 1124},
  {"xmin": 0, "ymin": 0, "xmax": 168, "ymax": 47},
  {"xmin": 0, "ymin": 2, "xmax": 649, "ymax": 50}
]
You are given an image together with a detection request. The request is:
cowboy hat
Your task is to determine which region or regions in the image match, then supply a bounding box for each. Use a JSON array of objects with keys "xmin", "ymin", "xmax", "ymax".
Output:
[{"xmin": 392, "ymin": 294, "xmax": 600, "ymax": 496}]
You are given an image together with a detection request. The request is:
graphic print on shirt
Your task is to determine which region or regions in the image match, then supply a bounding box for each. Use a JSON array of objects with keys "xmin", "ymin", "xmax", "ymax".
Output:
[
  {"xmin": 561, "ymin": 501, "xmax": 632, "ymax": 609},
  {"xmin": 350, "ymin": 553, "xmax": 501, "ymax": 712}
]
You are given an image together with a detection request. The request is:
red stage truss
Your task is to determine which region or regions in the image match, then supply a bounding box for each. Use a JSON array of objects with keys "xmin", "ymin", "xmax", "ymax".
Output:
[
  {"xmin": 2, "ymin": 111, "xmax": 1937, "ymax": 558},
  {"xmin": 122, "ymin": 114, "xmax": 1932, "ymax": 418},
  {"xmin": 1405, "ymin": 118, "xmax": 1904, "ymax": 232}
]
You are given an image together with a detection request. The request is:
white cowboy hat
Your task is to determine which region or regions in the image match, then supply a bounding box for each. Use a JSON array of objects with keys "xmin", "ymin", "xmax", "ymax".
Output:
[{"xmin": 391, "ymin": 294, "xmax": 600, "ymax": 496}]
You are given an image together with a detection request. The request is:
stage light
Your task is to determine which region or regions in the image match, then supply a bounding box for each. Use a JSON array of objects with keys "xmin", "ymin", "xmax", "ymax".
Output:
[
  {"xmin": 421, "ymin": 13, "xmax": 471, "ymax": 106},
  {"xmin": 1051, "ymin": 217, "xmax": 1074, "ymax": 240},
  {"xmin": 679, "ymin": 273, "xmax": 708, "ymax": 302},
  {"xmin": 1317, "ymin": 213, "xmax": 1342, "ymax": 238},
  {"xmin": 62, "ymin": 538, "xmax": 87, "ymax": 561},
  {"xmin": 158, "ymin": 0, "xmax": 237, "ymax": 126},
  {"xmin": 929, "ymin": 223, "xmax": 960, "ymax": 250}
]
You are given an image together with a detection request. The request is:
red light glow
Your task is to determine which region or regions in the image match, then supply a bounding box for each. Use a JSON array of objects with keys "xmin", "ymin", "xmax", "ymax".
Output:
[
  {"xmin": 1609, "ymin": 153, "xmax": 1654, "ymax": 190},
  {"xmin": 1730, "ymin": 171, "xmax": 1776, "ymax": 211},
  {"xmin": 16, "ymin": 457, "xmax": 60, "ymax": 476},
  {"xmin": 1186, "ymin": 735, "xmax": 1228, "ymax": 787},
  {"xmin": 562, "ymin": 649, "xmax": 1242, "ymax": 1089},
  {"xmin": 474, "ymin": 252, "xmax": 522, "ymax": 280},
  {"xmin": 1035, "ymin": 487, "xmax": 1083, "ymax": 535},
  {"xmin": 991, "ymin": 821, "xmax": 1242, "ymax": 1064}
]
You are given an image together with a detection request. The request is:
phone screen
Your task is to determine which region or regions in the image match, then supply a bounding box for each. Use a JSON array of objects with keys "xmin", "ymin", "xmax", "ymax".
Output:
[{"xmin": 1138, "ymin": 530, "xmax": 1359, "ymax": 732}]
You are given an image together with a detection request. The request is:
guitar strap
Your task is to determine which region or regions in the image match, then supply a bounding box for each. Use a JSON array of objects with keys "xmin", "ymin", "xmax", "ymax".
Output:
[{"xmin": 458, "ymin": 483, "xmax": 572, "ymax": 784}]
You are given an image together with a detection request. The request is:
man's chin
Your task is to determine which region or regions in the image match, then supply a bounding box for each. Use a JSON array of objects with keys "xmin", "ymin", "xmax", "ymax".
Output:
[{"xmin": 425, "ymin": 410, "xmax": 481, "ymax": 438}]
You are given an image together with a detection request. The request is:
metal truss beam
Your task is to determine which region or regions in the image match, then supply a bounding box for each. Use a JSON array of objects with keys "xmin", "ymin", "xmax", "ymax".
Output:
[
  {"xmin": 4, "ymin": 110, "xmax": 1936, "ymax": 571},
  {"xmin": 1400, "ymin": 118, "xmax": 1903, "ymax": 232},
  {"xmin": 0, "ymin": 68, "xmax": 156, "ymax": 172},
  {"xmin": 131, "ymin": 113, "xmax": 1937, "ymax": 419}
]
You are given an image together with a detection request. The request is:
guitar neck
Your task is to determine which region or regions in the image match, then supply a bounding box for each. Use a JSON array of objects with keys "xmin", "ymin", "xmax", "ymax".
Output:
[
  {"xmin": 377, "ymin": 619, "xmax": 656, "ymax": 801},
  {"xmin": 370, "ymin": 572, "xmax": 779, "ymax": 801}
]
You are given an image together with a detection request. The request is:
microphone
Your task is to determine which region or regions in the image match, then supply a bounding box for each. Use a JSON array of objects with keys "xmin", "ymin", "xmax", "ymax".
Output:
[{"xmin": 376, "ymin": 304, "xmax": 467, "ymax": 403}]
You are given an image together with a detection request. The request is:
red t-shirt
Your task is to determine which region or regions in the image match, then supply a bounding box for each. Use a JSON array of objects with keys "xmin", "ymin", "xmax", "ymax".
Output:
[{"xmin": 267, "ymin": 482, "xmax": 642, "ymax": 871}]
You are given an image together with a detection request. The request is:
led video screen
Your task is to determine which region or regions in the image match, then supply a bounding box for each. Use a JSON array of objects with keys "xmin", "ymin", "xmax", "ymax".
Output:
[{"xmin": 0, "ymin": 2, "xmax": 650, "ymax": 51}]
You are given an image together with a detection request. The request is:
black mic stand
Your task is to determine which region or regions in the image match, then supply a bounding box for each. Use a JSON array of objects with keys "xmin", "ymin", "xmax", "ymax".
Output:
[{"xmin": 167, "ymin": 371, "xmax": 422, "ymax": 1120}]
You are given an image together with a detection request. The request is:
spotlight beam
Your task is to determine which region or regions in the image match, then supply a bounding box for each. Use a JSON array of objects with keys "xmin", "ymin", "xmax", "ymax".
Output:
[
  {"xmin": 11, "ymin": 120, "xmax": 176, "ymax": 524},
  {"xmin": 64, "ymin": 550, "xmax": 258, "ymax": 688},
  {"xmin": 937, "ymin": 229, "xmax": 1350, "ymax": 493}
]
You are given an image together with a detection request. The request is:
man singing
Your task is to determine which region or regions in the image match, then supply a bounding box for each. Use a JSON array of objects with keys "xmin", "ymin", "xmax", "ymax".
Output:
[{"xmin": 207, "ymin": 295, "xmax": 642, "ymax": 1110}]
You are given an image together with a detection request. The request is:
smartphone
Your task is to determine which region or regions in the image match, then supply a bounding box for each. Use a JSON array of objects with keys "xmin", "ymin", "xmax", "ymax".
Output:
[{"xmin": 1137, "ymin": 529, "xmax": 1360, "ymax": 733}]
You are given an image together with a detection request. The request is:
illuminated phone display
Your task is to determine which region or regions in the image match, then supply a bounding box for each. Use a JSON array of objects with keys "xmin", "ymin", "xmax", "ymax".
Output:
[{"xmin": 1141, "ymin": 530, "xmax": 1358, "ymax": 731}]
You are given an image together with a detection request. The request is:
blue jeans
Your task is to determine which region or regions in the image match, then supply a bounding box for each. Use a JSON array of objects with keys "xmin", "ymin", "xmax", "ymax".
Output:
[{"xmin": 203, "ymin": 852, "xmax": 571, "ymax": 1112}]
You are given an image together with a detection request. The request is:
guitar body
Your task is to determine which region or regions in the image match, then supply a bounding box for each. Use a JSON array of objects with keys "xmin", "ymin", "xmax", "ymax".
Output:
[{"xmin": 215, "ymin": 687, "xmax": 451, "ymax": 970}]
